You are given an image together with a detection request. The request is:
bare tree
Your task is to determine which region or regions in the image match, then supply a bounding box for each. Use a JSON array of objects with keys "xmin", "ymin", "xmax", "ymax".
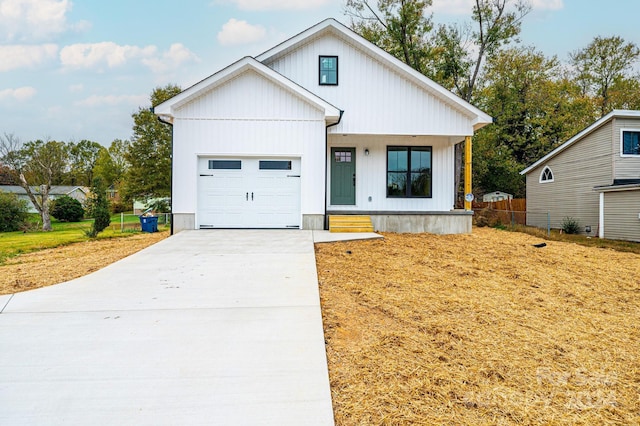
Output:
[{"xmin": 0, "ymin": 133, "xmax": 68, "ymax": 231}]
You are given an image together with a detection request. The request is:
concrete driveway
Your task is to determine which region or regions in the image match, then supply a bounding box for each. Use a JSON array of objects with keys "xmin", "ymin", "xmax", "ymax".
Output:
[{"xmin": 0, "ymin": 230, "xmax": 337, "ymax": 425}]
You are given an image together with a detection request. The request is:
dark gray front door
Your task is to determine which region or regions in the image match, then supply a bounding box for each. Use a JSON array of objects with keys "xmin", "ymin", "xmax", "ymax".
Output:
[{"xmin": 330, "ymin": 147, "xmax": 356, "ymax": 205}]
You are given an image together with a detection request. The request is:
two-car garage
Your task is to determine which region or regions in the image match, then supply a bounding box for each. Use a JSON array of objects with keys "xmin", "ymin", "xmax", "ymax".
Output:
[{"xmin": 197, "ymin": 157, "xmax": 301, "ymax": 229}]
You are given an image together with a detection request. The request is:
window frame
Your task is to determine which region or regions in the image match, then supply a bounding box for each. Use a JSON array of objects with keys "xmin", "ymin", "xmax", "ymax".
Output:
[
  {"xmin": 539, "ymin": 166, "xmax": 554, "ymax": 183},
  {"xmin": 319, "ymin": 56, "xmax": 338, "ymax": 86},
  {"xmin": 620, "ymin": 128, "xmax": 640, "ymax": 157},
  {"xmin": 386, "ymin": 146, "xmax": 432, "ymax": 198},
  {"xmin": 209, "ymin": 160, "xmax": 241, "ymax": 170}
]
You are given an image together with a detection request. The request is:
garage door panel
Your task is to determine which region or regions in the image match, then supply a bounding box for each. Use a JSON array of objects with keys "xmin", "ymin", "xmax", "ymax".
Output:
[{"xmin": 198, "ymin": 157, "xmax": 301, "ymax": 229}]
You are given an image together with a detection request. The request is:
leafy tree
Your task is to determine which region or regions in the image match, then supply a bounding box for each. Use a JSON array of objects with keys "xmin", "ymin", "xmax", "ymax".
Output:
[
  {"xmin": 85, "ymin": 177, "xmax": 110, "ymax": 238},
  {"xmin": 123, "ymin": 84, "xmax": 181, "ymax": 204},
  {"xmin": 0, "ymin": 134, "xmax": 69, "ymax": 231},
  {"xmin": 345, "ymin": 0, "xmax": 434, "ymax": 75},
  {"xmin": 50, "ymin": 195, "xmax": 85, "ymax": 222},
  {"xmin": 67, "ymin": 140, "xmax": 103, "ymax": 186},
  {"xmin": 570, "ymin": 36, "xmax": 640, "ymax": 115},
  {"xmin": 472, "ymin": 47, "xmax": 595, "ymax": 197},
  {"xmin": 433, "ymin": 0, "xmax": 531, "ymax": 102},
  {"xmin": 0, "ymin": 191, "xmax": 29, "ymax": 232},
  {"xmin": 93, "ymin": 139, "xmax": 130, "ymax": 188}
]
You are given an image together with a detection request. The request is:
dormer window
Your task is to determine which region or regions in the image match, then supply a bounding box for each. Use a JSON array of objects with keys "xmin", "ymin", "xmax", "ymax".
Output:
[
  {"xmin": 540, "ymin": 166, "xmax": 554, "ymax": 183},
  {"xmin": 319, "ymin": 56, "xmax": 338, "ymax": 85},
  {"xmin": 621, "ymin": 129, "xmax": 640, "ymax": 156}
]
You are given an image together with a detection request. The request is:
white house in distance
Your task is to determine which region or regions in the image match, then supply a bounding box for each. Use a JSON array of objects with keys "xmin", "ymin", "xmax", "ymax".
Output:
[{"xmin": 154, "ymin": 18, "xmax": 492, "ymax": 234}]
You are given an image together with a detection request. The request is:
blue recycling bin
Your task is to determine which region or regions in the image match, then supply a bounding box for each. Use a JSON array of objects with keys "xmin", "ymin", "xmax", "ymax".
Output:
[{"xmin": 140, "ymin": 216, "xmax": 158, "ymax": 233}]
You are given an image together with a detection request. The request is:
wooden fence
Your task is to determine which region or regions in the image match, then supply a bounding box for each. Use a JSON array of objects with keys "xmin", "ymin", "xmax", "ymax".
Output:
[{"xmin": 472, "ymin": 198, "xmax": 527, "ymax": 226}]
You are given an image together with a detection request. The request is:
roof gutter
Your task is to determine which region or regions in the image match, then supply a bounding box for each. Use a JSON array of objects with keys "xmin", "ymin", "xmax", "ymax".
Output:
[{"xmin": 324, "ymin": 110, "xmax": 344, "ymax": 230}]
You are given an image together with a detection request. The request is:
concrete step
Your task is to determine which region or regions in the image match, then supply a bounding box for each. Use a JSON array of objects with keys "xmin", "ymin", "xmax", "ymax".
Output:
[{"xmin": 329, "ymin": 215, "xmax": 374, "ymax": 233}]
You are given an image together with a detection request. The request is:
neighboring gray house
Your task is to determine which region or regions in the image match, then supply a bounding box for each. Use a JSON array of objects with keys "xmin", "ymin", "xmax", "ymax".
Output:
[
  {"xmin": 0, "ymin": 185, "xmax": 89, "ymax": 213},
  {"xmin": 520, "ymin": 110, "xmax": 640, "ymax": 241},
  {"xmin": 154, "ymin": 18, "xmax": 492, "ymax": 234}
]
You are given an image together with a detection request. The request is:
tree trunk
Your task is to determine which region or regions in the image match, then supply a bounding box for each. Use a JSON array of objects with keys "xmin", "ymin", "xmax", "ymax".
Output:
[{"xmin": 18, "ymin": 175, "xmax": 53, "ymax": 231}]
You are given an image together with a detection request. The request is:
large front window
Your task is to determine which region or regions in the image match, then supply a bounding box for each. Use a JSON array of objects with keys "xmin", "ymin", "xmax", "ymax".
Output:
[
  {"xmin": 621, "ymin": 130, "xmax": 640, "ymax": 156},
  {"xmin": 387, "ymin": 146, "xmax": 432, "ymax": 197}
]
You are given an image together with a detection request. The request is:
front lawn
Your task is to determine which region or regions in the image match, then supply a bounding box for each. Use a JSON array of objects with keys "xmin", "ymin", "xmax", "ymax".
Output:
[
  {"xmin": 0, "ymin": 213, "xmax": 167, "ymax": 263},
  {"xmin": 316, "ymin": 227, "xmax": 640, "ymax": 425}
]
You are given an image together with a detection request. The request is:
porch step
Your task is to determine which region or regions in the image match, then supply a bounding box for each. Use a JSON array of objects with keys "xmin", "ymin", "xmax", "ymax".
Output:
[{"xmin": 329, "ymin": 215, "xmax": 375, "ymax": 233}]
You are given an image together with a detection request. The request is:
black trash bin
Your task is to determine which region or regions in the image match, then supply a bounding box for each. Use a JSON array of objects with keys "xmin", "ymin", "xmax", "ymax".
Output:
[{"xmin": 140, "ymin": 215, "xmax": 158, "ymax": 233}]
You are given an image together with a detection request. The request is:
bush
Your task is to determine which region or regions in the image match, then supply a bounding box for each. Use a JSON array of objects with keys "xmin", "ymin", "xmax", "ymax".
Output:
[
  {"xmin": 50, "ymin": 195, "xmax": 85, "ymax": 222},
  {"xmin": 0, "ymin": 191, "xmax": 29, "ymax": 232},
  {"xmin": 109, "ymin": 200, "xmax": 128, "ymax": 214},
  {"xmin": 85, "ymin": 178, "xmax": 111, "ymax": 238},
  {"xmin": 561, "ymin": 216, "xmax": 581, "ymax": 234}
]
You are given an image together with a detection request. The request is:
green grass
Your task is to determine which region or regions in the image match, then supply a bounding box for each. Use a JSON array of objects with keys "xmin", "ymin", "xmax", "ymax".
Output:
[
  {"xmin": 501, "ymin": 224, "xmax": 640, "ymax": 255},
  {"xmin": 0, "ymin": 213, "xmax": 169, "ymax": 264}
]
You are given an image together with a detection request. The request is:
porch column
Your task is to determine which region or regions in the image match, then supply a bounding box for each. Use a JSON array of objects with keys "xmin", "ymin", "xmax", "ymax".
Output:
[{"xmin": 464, "ymin": 135, "xmax": 472, "ymax": 211}]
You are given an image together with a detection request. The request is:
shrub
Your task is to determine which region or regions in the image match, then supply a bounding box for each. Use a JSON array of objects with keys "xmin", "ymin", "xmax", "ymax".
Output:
[
  {"xmin": 50, "ymin": 195, "xmax": 85, "ymax": 222},
  {"xmin": 85, "ymin": 178, "xmax": 111, "ymax": 238},
  {"xmin": 561, "ymin": 216, "xmax": 581, "ymax": 234},
  {"xmin": 0, "ymin": 191, "xmax": 29, "ymax": 232},
  {"xmin": 109, "ymin": 200, "xmax": 128, "ymax": 214}
]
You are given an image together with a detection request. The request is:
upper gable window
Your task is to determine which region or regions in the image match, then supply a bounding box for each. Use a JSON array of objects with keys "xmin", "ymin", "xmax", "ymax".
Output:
[
  {"xmin": 539, "ymin": 166, "xmax": 554, "ymax": 183},
  {"xmin": 319, "ymin": 56, "xmax": 338, "ymax": 85},
  {"xmin": 621, "ymin": 129, "xmax": 640, "ymax": 156}
]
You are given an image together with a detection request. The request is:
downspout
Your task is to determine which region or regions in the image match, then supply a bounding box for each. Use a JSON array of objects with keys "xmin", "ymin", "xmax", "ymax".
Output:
[
  {"xmin": 153, "ymin": 107, "xmax": 175, "ymax": 235},
  {"xmin": 324, "ymin": 110, "xmax": 344, "ymax": 230}
]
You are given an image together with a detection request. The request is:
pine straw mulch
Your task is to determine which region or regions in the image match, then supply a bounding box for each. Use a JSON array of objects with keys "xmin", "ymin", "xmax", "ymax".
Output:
[
  {"xmin": 0, "ymin": 231, "xmax": 169, "ymax": 295},
  {"xmin": 315, "ymin": 227, "xmax": 640, "ymax": 425}
]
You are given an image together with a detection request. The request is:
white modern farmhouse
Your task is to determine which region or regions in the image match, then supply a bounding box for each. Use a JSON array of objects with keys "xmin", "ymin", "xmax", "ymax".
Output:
[{"xmin": 154, "ymin": 18, "xmax": 492, "ymax": 234}]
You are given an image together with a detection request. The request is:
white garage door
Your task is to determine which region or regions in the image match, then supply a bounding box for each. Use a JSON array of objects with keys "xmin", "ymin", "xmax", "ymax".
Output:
[{"xmin": 197, "ymin": 157, "xmax": 301, "ymax": 229}]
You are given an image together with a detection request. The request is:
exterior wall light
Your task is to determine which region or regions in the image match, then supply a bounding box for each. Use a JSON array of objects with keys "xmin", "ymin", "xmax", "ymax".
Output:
[{"xmin": 364, "ymin": 148, "xmax": 370, "ymax": 156}]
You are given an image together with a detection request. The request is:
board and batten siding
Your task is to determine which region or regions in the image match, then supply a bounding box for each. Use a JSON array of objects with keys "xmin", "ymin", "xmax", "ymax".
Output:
[
  {"xmin": 264, "ymin": 33, "xmax": 474, "ymax": 137},
  {"xmin": 526, "ymin": 121, "xmax": 613, "ymax": 232},
  {"xmin": 171, "ymin": 69, "xmax": 327, "ymax": 219},
  {"xmin": 328, "ymin": 134, "xmax": 455, "ymax": 212},
  {"xmin": 612, "ymin": 117, "xmax": 640, "ymax": 180},
  {"xmin": 603, "ymin": 190, "xmax": 640, "ymax": 241}
]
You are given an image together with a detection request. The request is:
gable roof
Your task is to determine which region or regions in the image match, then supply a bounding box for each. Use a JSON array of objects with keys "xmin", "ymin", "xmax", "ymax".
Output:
[
  {"xmin": 521, "ymin": 109, "xmax": 640, "ymax": 175},
  {"xmin": 255, "ymin": 18, "xmax": 492, "ymax": 131},
  {"xmin": 0, "ymin": 185, "xmax": 89, "ymax": 195},
  {"xmin": 153, "ymin": 56, "xmax": 342, "ymax": 124}
]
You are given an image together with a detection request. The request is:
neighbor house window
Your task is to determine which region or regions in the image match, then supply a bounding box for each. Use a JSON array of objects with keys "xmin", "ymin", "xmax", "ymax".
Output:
[
  {"xmin": 621, "ymin": 129, "xmax": 640, "ymax": 156},
  {"xmin": 319, "ymin": 56, "xmax": 338, "ymax": 85},
  {"xmin": 387, "ymin": 146, "xmax": 432, "ymax": 197},
  {"xmin": 539, "ymin": 166, "xmax": 554, "ymax": 183}
]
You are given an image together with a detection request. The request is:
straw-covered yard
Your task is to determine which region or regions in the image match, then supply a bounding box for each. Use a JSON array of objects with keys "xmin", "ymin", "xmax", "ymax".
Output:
[{"xmin": 315, "ymin": 227, "xmax": 640, "ymax": 425}]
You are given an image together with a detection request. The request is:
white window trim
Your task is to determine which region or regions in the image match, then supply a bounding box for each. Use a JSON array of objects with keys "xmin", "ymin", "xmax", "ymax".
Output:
[
  {"xmin": 539, "ymin": 166, "xmax": 554, "ymax": 183},
  {"xmin": 620, "ymin": 128, "xmax": 640, "ymax": 157}
]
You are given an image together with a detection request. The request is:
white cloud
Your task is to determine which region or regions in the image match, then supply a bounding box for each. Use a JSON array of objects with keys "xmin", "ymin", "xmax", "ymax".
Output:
[
  {"xmin": 74, "ymin": 94, "xmax": 148, "ymax": 107},
  {"xmin": 431, "ymin": 0, "xmax": 564, "ymax": 15},
  {"xmin": 0, "ymin": 0, "xmax": 73, "ymax": 42},
  {"xmin": 217, "ymin": 18, "xmax": 266, "ymax": 46},
  {"xmin": 0, "ymin": 86, "xmax": 37, "ymax": 101},
  {"xmin": 60, "ymin": 42, "xmax": 157, "ymax": 69},
  {"xmin": 220, "ymin": 0, "xmax": 332, "ymax": 10},
  {"xmin": 69, "ymin": 83, "xmax": 83, "ymax": 92},
  {"xmin": 141, "ymin": 43, "xmax": 200, "ymax": 73},
  {"xmin": 530, "ymin": 0, "xmax": 563, "ymax": 10},
  {"xmin": 0, "ymin": 43, "xmax": 58, "ymax": 71}
]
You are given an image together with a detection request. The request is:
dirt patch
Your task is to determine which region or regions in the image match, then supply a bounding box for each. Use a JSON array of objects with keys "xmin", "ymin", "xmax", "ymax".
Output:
[
  {"xmin": 316, "ymin": 227, "xmax": 640, "ymax": 425},
  {"xmin": 0, "ymin": 231, "xmax": 169, "ymax": 295}
]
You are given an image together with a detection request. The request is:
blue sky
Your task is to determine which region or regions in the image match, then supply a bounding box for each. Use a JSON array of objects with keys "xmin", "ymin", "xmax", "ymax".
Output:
[{"xmin": 1, "ymin": 0, "xmax": 638, "ymax": 146}]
